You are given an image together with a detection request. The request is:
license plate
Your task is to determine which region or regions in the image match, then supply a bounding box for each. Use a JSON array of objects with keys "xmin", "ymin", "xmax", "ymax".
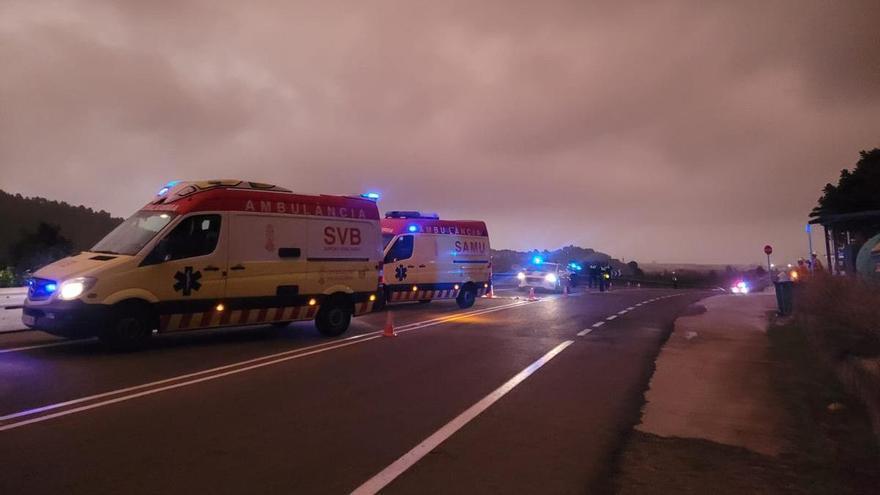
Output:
[{"xmin": 22, "ymin": 314, "xmax": 36, "ymax": 326}]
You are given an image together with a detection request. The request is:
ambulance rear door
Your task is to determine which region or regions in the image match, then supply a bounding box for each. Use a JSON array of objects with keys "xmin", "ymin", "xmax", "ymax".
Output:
[
  {"xmin": 445, "ymin": 235, "xmax": 491, "ymax": 284},
  {"xmin": 225, "ymin": 214, "xmax": 311, "ymax": 303}
]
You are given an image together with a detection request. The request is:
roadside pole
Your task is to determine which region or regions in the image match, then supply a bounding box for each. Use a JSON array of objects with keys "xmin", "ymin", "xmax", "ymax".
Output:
[{"xmin": 764, "ymin": 244, "xmax": 773, "ymax": 286}]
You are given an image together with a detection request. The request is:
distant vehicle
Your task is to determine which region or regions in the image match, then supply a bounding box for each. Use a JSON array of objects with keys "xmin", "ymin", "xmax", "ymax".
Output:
[
  {"xmin": 22, "ymin": 180, "xmax": 383, "ymax": 349},
  {"xmin": 379, "ymin": 211, "xmax": 491, "ymax": 309},
  {"xmin": 730, "ymin": 281, "xmax": 750, "ymax": 294},
  {"xmin": 517, "ymin": 262, "xmax": 571, "ymax": 292}
]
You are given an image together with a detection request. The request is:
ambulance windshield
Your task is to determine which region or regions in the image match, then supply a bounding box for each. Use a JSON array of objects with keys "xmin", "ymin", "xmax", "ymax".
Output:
[
  {"xmin": 382, "ymin": 233, "xmax": 396, "ymax": 249},
  {"xmin": 91, "ymin": 211, "xmax": 177, "ymax": 255}
]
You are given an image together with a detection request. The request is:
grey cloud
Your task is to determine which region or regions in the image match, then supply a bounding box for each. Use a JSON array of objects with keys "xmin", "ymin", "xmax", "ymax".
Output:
[{"xmin": 1, "ymin": 0, "xmax": 878, "ymax": 264}]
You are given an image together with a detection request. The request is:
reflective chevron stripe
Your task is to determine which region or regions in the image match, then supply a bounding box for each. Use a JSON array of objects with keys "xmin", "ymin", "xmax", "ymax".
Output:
[{"xmin": 158, "ymin": 299, "xmax": 374, "ymax": 333}]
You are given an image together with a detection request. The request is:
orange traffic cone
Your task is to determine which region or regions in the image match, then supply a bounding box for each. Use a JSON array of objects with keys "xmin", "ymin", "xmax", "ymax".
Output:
[
  {"xmin": 486, "ymin": 285, "xmax": 495, "ymax": 299},
  {"xmin": 383, "ymin": 311, "xmax": 397, "ymax": 337},
  {"xmin": 528, "ymin": 287, "xmax": 537, "ymax": 301}
]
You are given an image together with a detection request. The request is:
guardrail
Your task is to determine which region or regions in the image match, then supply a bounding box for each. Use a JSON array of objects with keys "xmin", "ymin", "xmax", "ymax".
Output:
[{"xmin": 1, "ymin": 287, "xmax": 27, "ymax": 310}]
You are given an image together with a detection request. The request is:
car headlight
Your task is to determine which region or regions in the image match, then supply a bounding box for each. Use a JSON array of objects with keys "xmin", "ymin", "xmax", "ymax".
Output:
[
  {"xmin": 517, "ymin": 272, "xmax": 526, "ymax": 281},
  {"xmin": 544, "ymin": 273, "xmax": 558, "ymax": 283},
  {"xmin": 59, "ymin": 277, "xmax": 96, "ymax": 300}
]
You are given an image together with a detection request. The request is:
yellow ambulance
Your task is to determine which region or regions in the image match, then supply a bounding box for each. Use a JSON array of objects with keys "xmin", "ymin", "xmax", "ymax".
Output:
[
  {"xmin": 379, "ymin": 211, "xmax": 492, "ymax": 309},
  {"xmin": 22, "ymin": 180, "xmax": 382, "ymax": 349}
]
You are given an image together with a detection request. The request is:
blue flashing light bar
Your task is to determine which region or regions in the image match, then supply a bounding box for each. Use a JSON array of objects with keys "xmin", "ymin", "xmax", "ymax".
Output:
[
  {"xmin": 408, "ymin": 225, "xmax": 419, "ymax": 233},
  {"xmin": 533, "ymin": 256, "xmax": 543, "ymax": 264},
  {"xmin": 45, "ymin": 283, "xmax": 57, "ymax": 293},
  {"xmin": 157, "ymin": 180, "xmax": 181, "ymax": 197},
  {"xmin": 361, "ymin": 192, "xmax": 381, "ymax": 200}
]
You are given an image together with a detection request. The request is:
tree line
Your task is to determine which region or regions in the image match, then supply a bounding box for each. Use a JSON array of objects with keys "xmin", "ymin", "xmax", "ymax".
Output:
[{"xmin": 0, "ymin": 190, "xmax": 122, "ymax": 285}]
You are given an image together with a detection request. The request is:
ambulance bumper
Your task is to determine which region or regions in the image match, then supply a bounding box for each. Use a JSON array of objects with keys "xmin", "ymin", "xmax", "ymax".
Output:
[{"xmin": 22, "ymin": 300, "xmax": 111, "ymax": 338}]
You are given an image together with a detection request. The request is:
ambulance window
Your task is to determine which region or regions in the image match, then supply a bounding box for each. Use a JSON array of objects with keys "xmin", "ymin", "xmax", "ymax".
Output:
[
  {"xmin": 162, "ymin": 214, "xmax": 221, "ymax": 261},
  {"xmin": 385, "ymin": 235, "xmax": 413, "ymax": 263}
]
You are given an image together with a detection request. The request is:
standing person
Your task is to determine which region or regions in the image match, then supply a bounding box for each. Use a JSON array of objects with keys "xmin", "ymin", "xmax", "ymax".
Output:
[
  {"xmin": 588, "ymin": 263, "xmax": 599, "ymax": 289},
  {"xmin": 811, "ymin": 253, "xmax": 825, "ymax": 272}
]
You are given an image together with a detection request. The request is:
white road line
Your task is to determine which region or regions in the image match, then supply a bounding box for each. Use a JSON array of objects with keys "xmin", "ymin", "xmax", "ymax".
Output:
[
  {"xmin": 592, "ymin": 321, "xmax": 605, "ymax": 328},
  {"xmin": 0, "ymin": 339, "xmax": 92, "ymax": 354},
  {"xmin": 626, "ymin": 306, "xmax": 635, "ymax": 310},
  {"xmin": 0, "ymin": 301, "xmax": 532, "ymax": 429},
  {"xmin": 617, "ymin": 310, "xmax": 628, "ymax": 315},
  {"xmin": 0, "ymin": 335, "xmax": 386, "ymax": 432},
  {"xmin": 351, "ymin": 340, "xmax": 574, "ymax": 495},
  {"xmin": 0, "ymin": 331, "xmax": 378, "ymax": 424},
  {"xmin": 395, "ymin": 301, "xmax": 528, "ymax": 332},
  {"xmin": 606, "ymin": 315, "xmax": 618, "ymax": 321},
  {"xmin": 576, "ymin": 328, "xmax": 592, "ymax": 337}
]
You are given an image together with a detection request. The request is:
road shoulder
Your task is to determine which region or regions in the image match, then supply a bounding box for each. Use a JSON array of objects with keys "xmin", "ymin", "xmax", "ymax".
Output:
[{"xmin": 614, "ymin": 292, "xmax": 880, "ymax": 494}]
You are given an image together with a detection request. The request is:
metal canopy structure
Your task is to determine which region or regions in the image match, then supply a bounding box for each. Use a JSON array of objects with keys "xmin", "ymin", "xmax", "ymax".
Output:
[{"xmin": 809, "ymin": 210, "xmax": 880, "ymax": 275}]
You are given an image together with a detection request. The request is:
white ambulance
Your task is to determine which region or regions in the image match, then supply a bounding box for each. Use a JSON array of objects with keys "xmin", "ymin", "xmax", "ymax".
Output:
[
  {"xmin": 379, "ymin": 211, "xmax": 492, "ymax": 309},
  {"xmin": 22, "ymin": 180, "xmax": 383, "ymax": 349}
]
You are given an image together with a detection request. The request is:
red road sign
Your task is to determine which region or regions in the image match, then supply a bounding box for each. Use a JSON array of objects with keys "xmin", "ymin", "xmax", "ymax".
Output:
[{"xmin": 764, "ymin": 245, "xmax": 773, "ymax": 255}]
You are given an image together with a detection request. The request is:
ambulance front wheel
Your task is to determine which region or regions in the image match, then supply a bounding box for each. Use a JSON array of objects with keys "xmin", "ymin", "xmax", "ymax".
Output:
[
  {"xmin": 456, "ymin": 286, "xmax": 477, "ymax": 309},
  {"xmin": 99, "ymin": 303, "xmax": 153, "ymax": 351},
  {"xmin": 315, "ymin": 297, "xmax": 352, "ymax": 337}
]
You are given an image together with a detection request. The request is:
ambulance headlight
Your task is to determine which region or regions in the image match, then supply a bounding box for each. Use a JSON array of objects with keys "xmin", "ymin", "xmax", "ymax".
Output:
[
  {"xmin": 517, "ymin": 272, "xmax": 526, "ymax": 281},
  {"xmin": 544, "ymin": 273, "xmax": 558, "ymax": 283},
  {"xmin": 58, "ymin": 277, "xmax": 96, "ymax": 300}
]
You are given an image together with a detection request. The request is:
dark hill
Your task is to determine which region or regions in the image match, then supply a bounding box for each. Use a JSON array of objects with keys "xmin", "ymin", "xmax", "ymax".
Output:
[{"xmin": 0, "ymin": 190, "xmax": 122, "ymax": 267}]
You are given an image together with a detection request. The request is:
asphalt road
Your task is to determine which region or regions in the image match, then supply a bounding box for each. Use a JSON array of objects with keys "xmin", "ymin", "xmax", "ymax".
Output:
[{"xmin": 0, "ymin": 287, "xmax": 707, "ymax": 494}]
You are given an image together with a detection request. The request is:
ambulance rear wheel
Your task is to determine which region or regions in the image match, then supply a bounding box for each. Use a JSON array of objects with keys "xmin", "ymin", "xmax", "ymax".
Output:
[
  {"xmin": 456, "ymin": 286, "xmax": 476, "ymax": 309},
  {"xmin": 100, "ymin": 305, "xmax": 153, "ymax": 351},
  {"xmin": 315, "ymin": 299, "xmax": 351, "ymax": 337}
]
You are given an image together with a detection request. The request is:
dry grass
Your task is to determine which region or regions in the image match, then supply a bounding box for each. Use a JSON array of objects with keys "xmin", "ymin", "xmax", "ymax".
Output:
[{"xmin": 796, "ymin": 273, "xmax": 880, "ymax": 358}]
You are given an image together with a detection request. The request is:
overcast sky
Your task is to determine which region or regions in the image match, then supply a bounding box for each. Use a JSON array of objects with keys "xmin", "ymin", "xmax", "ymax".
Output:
[{"xmin": 2, "ymin": 0, "xmax": 878, "ymax": 265}]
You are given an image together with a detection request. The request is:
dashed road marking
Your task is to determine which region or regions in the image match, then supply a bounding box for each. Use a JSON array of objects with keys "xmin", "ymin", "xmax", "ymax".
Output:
[
  {"xmin": 606, "ymin": 315, "xmax": 618, "ymax": 321},
  {"xmin": 617, "ymin": 310, "xmax": 628, "ymax": 315},
  {"xmin": 576, "ymin": 328, "xmax": 592, "ymax": 337},
  {"xmin": 352, "ymin": 340, "xmax": 575, "ymax": 495},
  {"xmin": 592, "ymin": 321, "xmax": 605, "ymax": 328}
]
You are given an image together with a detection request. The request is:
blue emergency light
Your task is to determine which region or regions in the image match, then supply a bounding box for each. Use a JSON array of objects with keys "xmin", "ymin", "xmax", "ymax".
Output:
[
  {"xmin": 533, "ymin": 256, "xmax": 543, "ymax": 264},
  {"xmin": 361, "ymin": 192, "xmax": 381, "ymax": 200},
  {"xmin": 408, "ymin": 225, "xmax": 419, "ymax": 233},
  {"xmin": 157, "ymin": 180, "xmax": 181, "ymax": 196}
]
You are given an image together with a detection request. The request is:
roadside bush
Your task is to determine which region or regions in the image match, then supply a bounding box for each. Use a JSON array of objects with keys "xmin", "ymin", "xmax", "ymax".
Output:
[
  {"xmin": 0, "ymin": 266, "xmax": 18, "ymax": 288},
  {"xmin": 796, "ymin": 273, "xmax": 880, "ymax": 358}
]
